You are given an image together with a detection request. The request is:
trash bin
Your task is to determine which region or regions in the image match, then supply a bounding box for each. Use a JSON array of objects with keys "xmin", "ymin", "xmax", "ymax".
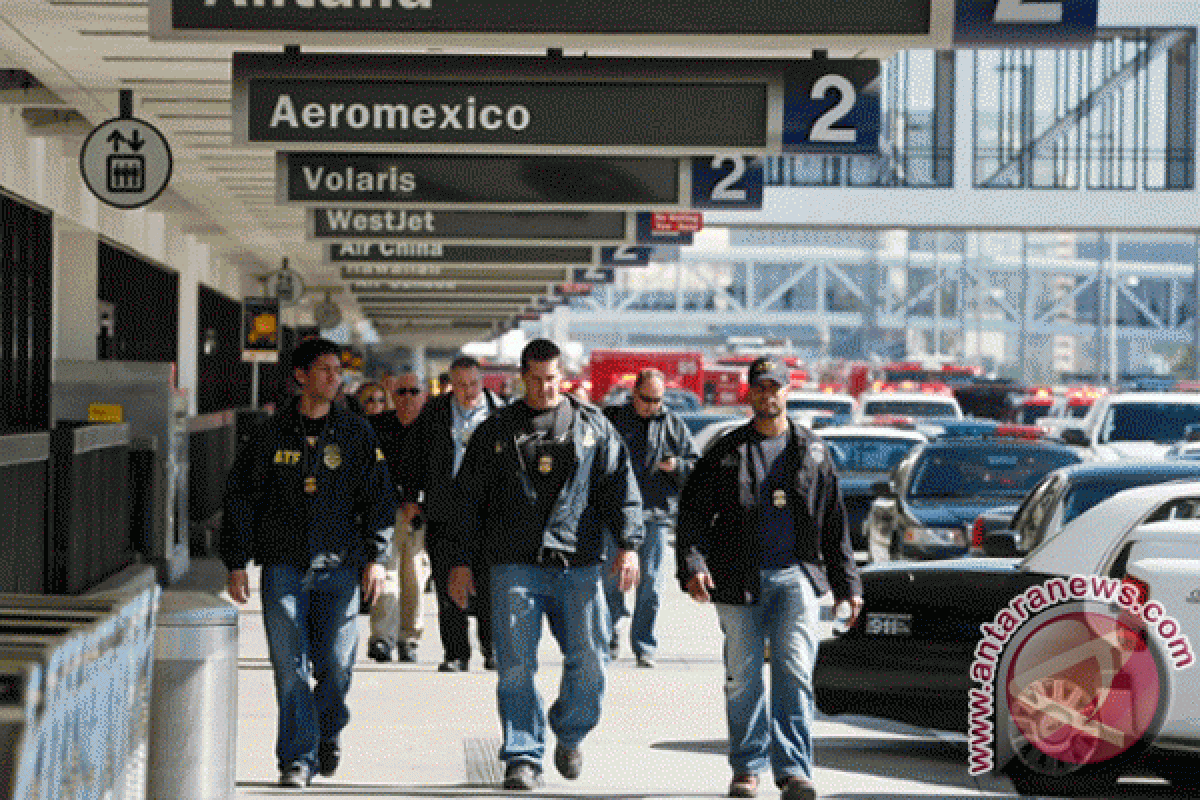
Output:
[{"xmin": 147, "ymin": 591, "xmax": 237, "ymax": 800}]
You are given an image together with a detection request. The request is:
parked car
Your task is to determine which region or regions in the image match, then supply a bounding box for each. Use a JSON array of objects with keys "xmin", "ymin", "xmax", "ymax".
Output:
[
  {"xmin": 676, "ymin": 408, "xmax": 747, "ymax": 438},
  {"xmin": 786, "ymin": 390, "xmax": 856, "ymax": 417},
  {"xmin": 865, "ymin": 432, "xmax": 1081, "ymax": 562},
  {"xmin": 969, "ymin": 460, "xmax": 1200, "ymax": 556},
  {"xmin": 855, "ymin": 391, "xmax": 963, "ymax": 424},
  {"xmin": 816, "ymin": 479, "xmax": 1200, "ymax": 796},
  {"xmin": 818, "ymin": 425, "xmax": 927, "ymax": 552},
  {"xmin": 1059, "ymin": 391, "xmax": 1200, "ymax": 460}
]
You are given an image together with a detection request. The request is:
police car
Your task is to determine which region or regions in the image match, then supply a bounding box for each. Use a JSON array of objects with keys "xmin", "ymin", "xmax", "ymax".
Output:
[
  {"xmin": 816, "ymin": 479, "xmax": 1200, "ymax": 795},
  {"xmin": 865, "ymin": 424, "xmax": 1081, "ymax": 562}
]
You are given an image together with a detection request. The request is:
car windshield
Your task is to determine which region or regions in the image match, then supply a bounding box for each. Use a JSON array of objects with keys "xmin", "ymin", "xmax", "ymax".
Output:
[
  {"xmin": 1062, "ymin": 471, "xmax": 1200, "ymax": 525},
  {"xmin": 663, "ymin": 388, "xmax": 701, "ymax": 412},
  {"xmin": 787, "ymin": 397, "xmax": 854, "ymax": 414},
  {"xmin": 1016, "ymin": 405, "xmax": 1053, "ymax": 425},
  {"xmin": 825, "ymin": 437, "xmax": 920, "ymax": 472},
  {"xmin": 908, "ymin": 446, "xmax": 1080, "ymax": 499},
  {"xmin": 864, "ymin": 400, "xmax": 957, "ymax": 418},
  {"xmin": 1100, "ymin": 402, "xmax": 1200, "ymax": 443}
]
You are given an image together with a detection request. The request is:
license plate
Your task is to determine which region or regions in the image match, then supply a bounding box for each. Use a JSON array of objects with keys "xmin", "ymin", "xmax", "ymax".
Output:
[{"xmin": 865, "ymin": 612, "xmax": 913, "ymax": 636}]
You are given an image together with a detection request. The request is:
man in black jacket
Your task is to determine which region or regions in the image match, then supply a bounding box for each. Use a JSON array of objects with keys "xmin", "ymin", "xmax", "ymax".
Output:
[
  {"xmin": 676, "ymin": 357, "xmax": 863, "ymax": 800},
  {"xmin": 219, "ymin": 337, "xmax": 395, "ymax": 789},
  {"xmin": 407, "ymin": 354, "xmax": 505, "ymax": 672},
  {"xmin": 603, "ymin": 368, "xmax": 699, "ymax": 667},
  {"xmin": 446, "ymin": 338, "xmax": 643, "ymax": 790},
  {"xmin": 365, "ymin": 369, "xmax": 430, "ymax": 663}
]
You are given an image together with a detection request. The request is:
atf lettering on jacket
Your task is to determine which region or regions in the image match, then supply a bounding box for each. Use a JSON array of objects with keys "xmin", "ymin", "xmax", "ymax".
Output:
[{"xmin": 274, "ymin": 449, "xmax": 302, "ymax": 465}]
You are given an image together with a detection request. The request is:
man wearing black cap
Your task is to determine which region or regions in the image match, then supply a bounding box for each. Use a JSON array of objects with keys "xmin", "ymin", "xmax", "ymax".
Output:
[{"xmin": 675, "ymin": 357, "xmax": 863, "ymax": 800}]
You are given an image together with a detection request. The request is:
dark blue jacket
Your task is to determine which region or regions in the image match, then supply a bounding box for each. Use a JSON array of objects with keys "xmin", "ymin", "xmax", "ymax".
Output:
[
  {"xmin": 405, "ymin": 389, "xmax": 505, "ymax": 525},
  {"xmin": 603, "ymin": 402, "xmax": 699, "ymax": 513},
  {"xmin": 218, "ymin": 399, "xmax": 396, "ymax": 571},
  {"xmin": 447, "ymin": 396, "xmax": 644, "ymax": 568},
  {"xmin": 675, "ymin": 421, "xmax": 861, "ymax": 604}
]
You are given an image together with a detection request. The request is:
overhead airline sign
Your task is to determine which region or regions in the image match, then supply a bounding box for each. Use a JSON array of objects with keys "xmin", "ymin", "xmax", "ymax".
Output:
[
  {"xmin": 151, "ymin": 0, "xmax": 950, "ymax": 53},
  {"xmin": 233, "ymin": 53, "xmax": 882, "ymax": 156},
  {"xmin": 308, "ymin": 208, "xmax": 634, "ymax": 244},
  {"xmin": 326, "ymin": 242, "xmax": 595, "ymax": 267},
  {"xmin": 281, "ymin": 153, "xmax": 763, "ymax": 210}
]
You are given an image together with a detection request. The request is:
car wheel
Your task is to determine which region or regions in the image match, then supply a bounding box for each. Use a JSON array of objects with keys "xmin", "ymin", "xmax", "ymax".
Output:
[{"xmin": 999, "ymin": 677, "xmax": 1122, "ymax": 797}]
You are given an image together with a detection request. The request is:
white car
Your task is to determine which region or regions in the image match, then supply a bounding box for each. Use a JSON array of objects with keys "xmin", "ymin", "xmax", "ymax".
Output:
[
  {"xmin": 1059, "ymin": 391, "xmax": 1200, "ymax": 461},
  {"xmin": 785, "ymin": 390, "xmax": 856, "ymax": 418},
  {"xmin": 854, "ymin": 391, "xmax": 963, "ymax": 424}
]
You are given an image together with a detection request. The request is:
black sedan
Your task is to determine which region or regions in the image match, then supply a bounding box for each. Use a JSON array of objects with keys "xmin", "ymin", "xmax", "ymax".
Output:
[
  {"xmin": 865, "ymin": 434, "xmax": 1082, "ymax": 562},
  {"xmin": 970, "ymin": 460, "xmax": 1200, "ymax": 556}
]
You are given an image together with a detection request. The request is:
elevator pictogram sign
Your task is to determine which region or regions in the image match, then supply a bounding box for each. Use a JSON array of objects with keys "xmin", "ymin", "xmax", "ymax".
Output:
[{"xmin": 80, "ymin": 116, "xmax": 173, "ymax": 209}]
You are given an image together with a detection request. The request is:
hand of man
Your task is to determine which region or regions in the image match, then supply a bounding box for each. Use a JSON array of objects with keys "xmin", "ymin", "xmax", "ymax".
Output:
[
  {"xmin": 362, "ymin": 563, "xmax": 386, "ymax": 606},
  {"xmin": 656, "ymin": 456, "xmax": 678, "ymax": 473},
  {"xmin": 447, "ymin": 565, "xmax": 475, "ymax": 610},
  {"xmin": 400, "ymin": 502, "xmax": 421, "ymax": 525},
  {"xmin": 686, "ymin": 572, "xmax": 715, "ymax": 603},
  {"xmin": 838, "ymin": 595, "xmax": 865, "ymax": 629},
  {"xmin": 611, "ymin": 549, "xmax": 640, "ymax": 592},
  {"xmin": 226, "ymin": 569, "xmax": 250, "ymax": 604}
]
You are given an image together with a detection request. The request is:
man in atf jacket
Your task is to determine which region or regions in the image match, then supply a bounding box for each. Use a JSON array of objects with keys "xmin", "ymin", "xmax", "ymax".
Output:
[
  {"xmin": 602, "ymin": 368, "xmax": 700, "ymax": 666},
  {"xmin": 675, "ymin": 356, "xmax": 861, "ymax": 800},
  {"xmin": 444, "ymin": 338, "xmax": 643, "ymax": 791},
  {"xmin": 405, "ymin": 355, "xmax": 505, "ymax": 671},
  {"xmin": 219, "ymin": 337, "xmax": 395, "ymax": 789}
]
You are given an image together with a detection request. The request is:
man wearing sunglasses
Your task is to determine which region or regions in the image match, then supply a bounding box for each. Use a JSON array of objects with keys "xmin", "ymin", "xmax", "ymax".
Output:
[
  {"xmin": 364, "ymin": 370, "xmax": 430, "ymax": 664},
  {"xmin": 602, "ymin": 368, "xmax": 699, "ymax": 667}
]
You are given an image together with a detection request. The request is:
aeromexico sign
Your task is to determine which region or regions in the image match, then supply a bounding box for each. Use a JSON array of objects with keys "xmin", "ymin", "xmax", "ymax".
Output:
[
  {"xmin": 233, "ymin": 52, "xmax": 882, "ymax": 156},
  {"xmin": 151, "ymin": 0, "xmax": 947, "ymax": 52}
]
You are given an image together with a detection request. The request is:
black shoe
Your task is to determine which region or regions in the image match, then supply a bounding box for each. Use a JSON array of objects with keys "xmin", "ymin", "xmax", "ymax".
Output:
[
  {"xmin": 780, "ymin": 777, "xmax": 818, "ymax": 800},
  {"xmin": 317, "ymin": 742, "xmax": 340, "ymax": 778},
  {"xmin": 636, "ymin": 655, "xmax": 656, "ymax": 668},
  {"xmin": 608, "ymin": 636, "xmax": 619, "ymax": 659},
  {"xmin": 279, "ymin": 762, "xmax": 311, "ymax": 788},
  {"xmin": 483, "ymin": 655, "xmax": 497, "ymax": 671},
  {"xmin": 367, "ymin": 639, "xmax": 392, "ymax": 663},
  {"xmin": 396, "ymin": 642, "xmax": 418, "ymax": 663},
  {"xmin": 554, "ymin": 743, "xmax": 583, "ymax": 780},
  {"xmin": 438, "ymin": 658, "xmax": 468, "ymax": 672},
  {"xmin": 502, "ymin": 762, "xmax": 543, "ymax": 790}
]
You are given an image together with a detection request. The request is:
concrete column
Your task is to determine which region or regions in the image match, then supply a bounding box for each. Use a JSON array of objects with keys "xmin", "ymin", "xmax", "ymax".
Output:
[
  {"xmin": 953, "ymin": 50, "xmax": 975, "ymax": 190},
  {"xmin": 176, "ymin": 234, "xmax": 203, "ymax": 415}
]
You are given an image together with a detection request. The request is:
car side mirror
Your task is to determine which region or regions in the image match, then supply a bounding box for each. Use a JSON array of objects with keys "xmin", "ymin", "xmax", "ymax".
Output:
[
  {"xmin": 983, "ymin": 530, "xmax": 1020, "ymax": 557},
  {"xmin": 1059, "ymin": 427, "xmax": 1089, "ymax": 447},
  {"xmin": 871, "ymin": 480, "xmax": 893, "ymax": 496}
]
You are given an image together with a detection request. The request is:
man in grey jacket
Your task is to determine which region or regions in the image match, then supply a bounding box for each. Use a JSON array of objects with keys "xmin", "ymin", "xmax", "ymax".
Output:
[{"xmin": 602, "ymin": 368, "xmax": 699, "ymax": 666}]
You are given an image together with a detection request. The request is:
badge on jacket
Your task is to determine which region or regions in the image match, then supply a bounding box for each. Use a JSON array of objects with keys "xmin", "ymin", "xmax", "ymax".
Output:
[
  {"xmin": 582, "ymin": 428, "xmax": 595, "ymax": 448},
  {"xmin": 538, "ymin": 454, "xmax": 554, "ymax": 474},
  {"xmin": 773, "ymin": 488, "xmax": 788, "ymax": 508},
  {"xmin": 324, "ymin": 444, "xmax": 342, "ymax": 469}
]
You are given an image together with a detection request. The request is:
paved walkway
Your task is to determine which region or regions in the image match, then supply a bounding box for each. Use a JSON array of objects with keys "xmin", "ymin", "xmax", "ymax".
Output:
[{"xmin": 172, "ymin": 554, "xmax": 1047, "ymax": 800}]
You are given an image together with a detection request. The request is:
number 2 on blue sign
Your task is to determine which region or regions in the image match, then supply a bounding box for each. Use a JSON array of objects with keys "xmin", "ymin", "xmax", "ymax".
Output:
[
  {"xmin": 710, "ymin": 156, "xmax": 746, "ymax": 202},
  {"xmin": 809, "ymin": 75, "xmax": 857, "ymax": 144}
]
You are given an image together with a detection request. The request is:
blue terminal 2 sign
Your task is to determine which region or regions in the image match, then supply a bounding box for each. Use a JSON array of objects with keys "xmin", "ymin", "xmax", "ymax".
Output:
[
  {"xmin": 954, "ymin": 1, "xmax": 1098, "ymax": 46},
  {"xmin": 151, "ymin": 0, "xmax": 951, "ymax": 53}
]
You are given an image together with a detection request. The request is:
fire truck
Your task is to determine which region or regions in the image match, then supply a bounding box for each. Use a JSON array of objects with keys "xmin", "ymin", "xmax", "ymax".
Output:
[{"xmin": 587, "ymin": 349, "xmax": 706, "ymax": 405}]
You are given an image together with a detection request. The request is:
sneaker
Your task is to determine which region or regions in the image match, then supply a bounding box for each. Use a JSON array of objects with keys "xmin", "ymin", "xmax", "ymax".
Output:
[
  {"xmin": 636, "ymin": 655, "xmax": 656, "ymax": 668},
  {"xmin": 317, "ymin": 741, "xmax": 340, "ymax": 777},
  {"xmin": 396, "ymin": 642, "xmax": 418, "ymax": 663},
  {"xmin": 780, "ymin": 776, "xmax": 817, "ymax": 800},
  {"xmin": 367, "ymin": 639, "xmax": 392, "ymax": 663},
  {"xmin": 279, "ymin": 762, "xmax": 311, "ymax": 788},
  {"xmin": 438, "ymin": 658, "xmax": 468, "ymax": 672},
  {"xmin": 728, "ymin": 773, "xmax": 758, "ymax": 798},
  {"xmin": 553, "ymin": 743, "xmax": 583, "ymax": 780},
  {"xmin": 502, "ymin": 762, "xmax": 543, "ymax": 790}
]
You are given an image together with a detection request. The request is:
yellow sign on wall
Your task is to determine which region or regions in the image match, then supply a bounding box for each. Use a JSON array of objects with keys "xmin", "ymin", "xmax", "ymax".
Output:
[{"xmin": 88, "ymin": 403, "xmax": 124, "ymax": 423}]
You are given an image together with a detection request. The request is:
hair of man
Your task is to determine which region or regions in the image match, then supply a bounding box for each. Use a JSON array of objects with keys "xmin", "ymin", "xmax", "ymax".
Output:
[{"xmin": 520, "ymin": 338, "xmax": 562, "ymax": 373}]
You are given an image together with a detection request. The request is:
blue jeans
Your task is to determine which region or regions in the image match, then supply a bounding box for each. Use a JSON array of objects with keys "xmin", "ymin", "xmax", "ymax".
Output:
[
  {"xmin": 261, "ymin": 564, "xmax": 361, "ymax": 772},
  {"xmin": 715, "ymin": 567, "xmax": 821, "ymax": 785},
  {"xmin": 605, "ymin": 515, "xmax": 668, "ymax": 658},
  {"xmin": 490, "ymin": 563, "xmax": 609, "ymax": 768}
]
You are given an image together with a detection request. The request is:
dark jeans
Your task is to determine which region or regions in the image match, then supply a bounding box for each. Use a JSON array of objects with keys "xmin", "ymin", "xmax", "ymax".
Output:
[{"xmin": 427, "ymin": 521, "xmax": 493, "ymax": 664}]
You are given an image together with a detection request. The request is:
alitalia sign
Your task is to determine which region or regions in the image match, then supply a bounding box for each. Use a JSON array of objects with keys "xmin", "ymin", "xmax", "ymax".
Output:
[{"xmin": 150, "ymin": 0, "xmax": 952, "ymax": 53}]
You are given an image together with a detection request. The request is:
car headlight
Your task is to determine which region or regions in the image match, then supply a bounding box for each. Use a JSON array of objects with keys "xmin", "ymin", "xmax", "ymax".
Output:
[{"xmin": 903, "ymin": 526, "xmax": 966, "ymax": 547}]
